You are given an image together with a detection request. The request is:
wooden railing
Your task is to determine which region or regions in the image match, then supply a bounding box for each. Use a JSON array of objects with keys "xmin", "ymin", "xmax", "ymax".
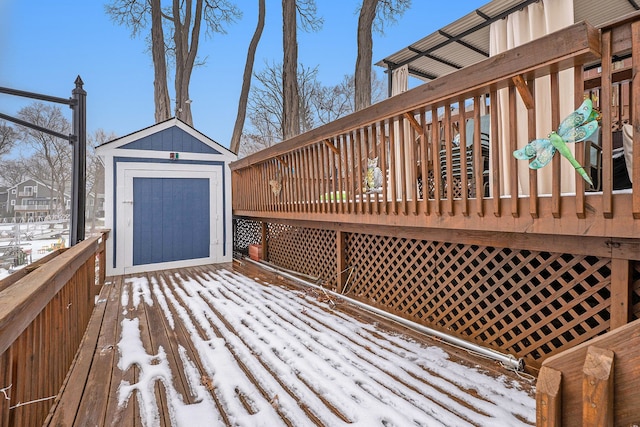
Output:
[
  {"xmin": 536, "ymin": 317, "xmax": 640, "ymax": 426},
  {"xmin": 232, "ymin": 17, "xmax": 640, "ymax": 241},
  {"xmin": 0, "ymin": 231, "xmax": 108, "ymax": 427}
]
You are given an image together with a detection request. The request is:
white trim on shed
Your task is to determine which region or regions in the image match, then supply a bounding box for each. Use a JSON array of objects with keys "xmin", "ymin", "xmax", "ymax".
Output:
[{"xmin": 97, "ymin": 118, "xmax": 236, "ymax": 276}]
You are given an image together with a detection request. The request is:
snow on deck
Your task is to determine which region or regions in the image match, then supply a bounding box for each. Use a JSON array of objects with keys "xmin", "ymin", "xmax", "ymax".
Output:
[{"xmin": 47, "ymin": 262, "xmax": 535, "ymax": 426}]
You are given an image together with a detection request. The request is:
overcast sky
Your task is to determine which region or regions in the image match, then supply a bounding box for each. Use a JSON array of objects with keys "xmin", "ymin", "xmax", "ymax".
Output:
[{"xmin": 1, "ymin": 1, "xmax": 487, "ymax": 148}]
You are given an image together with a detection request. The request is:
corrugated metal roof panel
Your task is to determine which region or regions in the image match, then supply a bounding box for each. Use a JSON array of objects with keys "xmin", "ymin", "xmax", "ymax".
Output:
[
  {"xmin": 574, "ymin": 0, "xmax": 637, "ymax": 26},
  {"xmin": 377, "ymin": 0, "xmax": 638, "ymax": 83}
]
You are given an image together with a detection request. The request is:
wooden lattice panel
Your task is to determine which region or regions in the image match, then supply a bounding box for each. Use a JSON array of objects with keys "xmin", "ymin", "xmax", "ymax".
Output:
[
  {"xmin": 632, "ymin": 260, "xmax": 640, "ymax": 320},
  {"xmin": 345, "ymin": 233, "xmax": 612, "ymax": 367},
  {"xmin": 445, "ymin": 177, "xmax": 465, "ymax": 199},
  {"xmin": 267, "ymin": 223, "xmax": 337, "ymax": 289},
  {"xmin": 233, "ymin": 218, "xmax": 262, "ymax": 253},
  {"xmin": 418, "ymin": 170, "xmax": 436, "ymax": 200}
]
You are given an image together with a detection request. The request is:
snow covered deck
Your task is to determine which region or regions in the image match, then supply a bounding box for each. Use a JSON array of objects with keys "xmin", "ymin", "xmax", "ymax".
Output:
[{"xmin": 45, "ymin": 262, "xmax": 535, "ymax": 426}]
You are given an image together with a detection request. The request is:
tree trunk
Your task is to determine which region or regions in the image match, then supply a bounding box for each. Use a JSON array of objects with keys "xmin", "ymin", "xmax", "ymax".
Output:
[
  {"xmin": 355, "ymin": 0, "xmax": 378, "ymax": 112},
  {"xmin": 151, "ymin": 0, "xmax": 171, "ymax": 122},
  {"xmin": 282, "ymin": 0, "xmax": 300, "ymax": 140},
  {"xmin": 172, "ymin": 0, "xmax": 202, "ymax": 126},
  {"xmin": 230, "ymin": 0, "xmax": 266, "ymax": 154}
]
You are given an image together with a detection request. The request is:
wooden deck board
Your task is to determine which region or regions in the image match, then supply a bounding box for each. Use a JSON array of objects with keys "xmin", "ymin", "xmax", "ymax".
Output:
[
  {"xmin": 156, "ymin": 269, "xmax": 234, "ymax": 426},
  {"xmin": 77, "ymin": 276, "xmax": 121, "ymax": 426},
  {"xmin": 46, "ymin": 262, "xmax": 536, "ymax": 426}
]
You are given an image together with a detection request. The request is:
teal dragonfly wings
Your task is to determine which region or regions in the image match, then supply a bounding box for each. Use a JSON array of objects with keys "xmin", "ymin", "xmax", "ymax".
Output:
[{"xmin": 513, "ymin": 98, "xmax": 599, "ymax": 186}]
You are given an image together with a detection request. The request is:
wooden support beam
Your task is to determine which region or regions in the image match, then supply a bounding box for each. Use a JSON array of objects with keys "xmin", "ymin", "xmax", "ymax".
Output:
[
  {"xmin": 489, "ymin": 89, "xmax": 501, "ymax": 217},
  {"xmin": 601, "ymin": 30, "xmax": 613, "ymax": 219},
  {"xmin": 323, "ymin": 139, "xmax": 340, "ymax": 155},
  {"xmin": 275, "ymin": 156, "xmax": 288, "ymax": 168},
  {"xmin": 631, "ymin": 21, "xmax": 640, "ymax": 219},
  {"xmin": 574, "ymin": 66, "xmax": 586, "ymax": 219},
  {"xmin": 526, "ymin": 77, "xmax": 539, "ymax": 219},
  {"xmin": 261, "ymin": 222, "xmax": 268, "ymax": 261},
  {"xmin": 610, "ymin": 258, "xmax": 631, "ymax": 329},
  {"xmin": 550, "ymin": 72, "xmax": 561, "ymax": 218},
  {"xmin": 336, "ymin": 230, "xmax": 347, "ymax": 293},
  {"xmin": 509, "ymin": 85, "xmax": 519, "ymax": 218},
  {"xmin": 403, "ymin": 112, "xmax": 422, "ymax": 134},
  {"xmin": 512, "ymin": 75, "xmax": 535, "ymax": 110},
  {"xmin": 582, "ymin": 346, "xmax": 614, "ymax": 427},
  {"xmin": 536, "ymin": 365, "xmax": 562, "ymax": 427}
]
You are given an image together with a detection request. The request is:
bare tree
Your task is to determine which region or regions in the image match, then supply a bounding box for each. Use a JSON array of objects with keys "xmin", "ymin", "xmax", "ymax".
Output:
[
  {"xmin": 106, "ymin": 0, "xmax": 241, "ymax": 125},
  {"xmin": 16, "ymin": 103, "xmax": 72, "ymax": 215},
  {"xmin": 281, "ymin": 0, "xmax": 322, "ymax": 140},
  {"xmin": 246, "ymin": 62, "xmax": 319, "ymax": 148},
  {"xmin": 0, "ymin": 159, "xmax": 28, "ymax": 187},
  {"xmin": 241, "ymin": 63, "xmax": 383, "ymax": 157},
  {"xmin": 282, "ymin": 0, "xmax": 300, "ymax": 140},
  {"xmin": 0, "ymin": 120, "xmax": 17, "ymax": 158},
  {"xmin": 312, "ymin": 72, "xmax": 385, "ymax": 125},
  {"xmin": 230, "ymin": 0, "xmax": 265, "ymax": 154},
  {"xmin": 86, "ymin": 129, "xmax": 115, "ymax": 232},
  {"xmin": 151, "ymin": 0, "xmax": 171, "ymax": 122},
  {"xmin": 355, "ymin": 0, "xmax": 410, "ymax": 111}
]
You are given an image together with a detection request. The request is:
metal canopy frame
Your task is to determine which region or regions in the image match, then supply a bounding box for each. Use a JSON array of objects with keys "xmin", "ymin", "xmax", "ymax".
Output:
[
  {"xmin": 0, "ymin": 77, "xmax": 87, "ymax": 246},
  {"xmin": 378, "ymin": 0, "xmax": 640, "ymax": 95},
  {"xmin": 384, "ymin": 0, "xmax": 539, "ymax": 70}
]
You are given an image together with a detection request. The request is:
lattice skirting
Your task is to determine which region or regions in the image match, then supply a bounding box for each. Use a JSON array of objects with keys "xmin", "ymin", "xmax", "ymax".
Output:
[
  {"xmin": 233, "ymin": 218, "xmax": 636, "ymax": 368},
  {"xmin": 344, "ymin": 234, "xmax": 612, "ymax": 368},
  {"xmin": 233, "ymin": 218, "xmax": 262, "ymax": 254},
  {"xmin": 266, "ymin": 223, "xmax": 337, "ymax": 287}
]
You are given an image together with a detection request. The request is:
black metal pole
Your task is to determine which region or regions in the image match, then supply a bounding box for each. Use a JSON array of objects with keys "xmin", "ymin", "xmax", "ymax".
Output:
[{"xmin": 70, "ymin": 76, "xmax": 87, "ymax": 246}]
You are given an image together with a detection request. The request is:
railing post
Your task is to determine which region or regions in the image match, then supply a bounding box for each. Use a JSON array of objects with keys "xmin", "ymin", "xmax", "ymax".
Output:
[
  {"xmin": 70, "ymin": 76, "xmax": 87, "ymax": 246},
  {"xmin": 601, "ymin": 30, "xmax": 614, "ymax": 218},
  {"xmin": 536, "ymin": 365, "xmax": 562, "ymax": 426},
  {"xmin": 582, "ymin": 346, "xmax": 614, "ymax": 427},
  {"xmin": 610, "ymin": 258, "xmax": 631, "ymax": 329}
]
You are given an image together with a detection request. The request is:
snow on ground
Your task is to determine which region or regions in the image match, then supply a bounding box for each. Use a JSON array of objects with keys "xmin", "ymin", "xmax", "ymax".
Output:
[
  {"xmin": 116, "ymin": 267, "xmax": 536, "ymax": 426},
  {"xmin": 0, "ymin": 219, "xmax": 70, "ymax": 281},
  {"xmin": 0, "ymin": 237, "xmax": 67, "ymax": 280}
]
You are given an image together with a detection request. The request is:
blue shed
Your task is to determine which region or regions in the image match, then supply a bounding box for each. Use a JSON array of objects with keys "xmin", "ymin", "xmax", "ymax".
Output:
[{"xmin": 97, "ymin": 118, "xmax": 236, "ymax": 275}]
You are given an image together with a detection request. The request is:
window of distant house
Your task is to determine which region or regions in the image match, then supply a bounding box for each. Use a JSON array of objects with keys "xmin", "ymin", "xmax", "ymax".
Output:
[
  {"xmin": 10, "ymin": 200, "xmax": 15, "ymax": 206},
  {"xmin": 24, "ymin": 186, "xmax": 33, "ymax": 195},
  {"xmin": 11, "ymin": 189, "xmax": 16, "ymax": 194}
]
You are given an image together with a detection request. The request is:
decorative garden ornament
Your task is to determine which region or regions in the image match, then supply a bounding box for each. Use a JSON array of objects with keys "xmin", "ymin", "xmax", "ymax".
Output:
[
  {"xmin": 269, "ymin": 171, "xmax": 282, "ymax": 196},
  {"xmin": 513, "ymin": 98, "xmax": 600, "ymax": 185},
  {"xmin": 363, "ymin": 157, "xmax": 383, "ymax": 193}
]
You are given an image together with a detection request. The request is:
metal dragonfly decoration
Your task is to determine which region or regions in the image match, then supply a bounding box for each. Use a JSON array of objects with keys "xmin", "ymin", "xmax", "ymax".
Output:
[{"xmin": 513, "ymin": 98, "xmax": 600, "ymax": 186}]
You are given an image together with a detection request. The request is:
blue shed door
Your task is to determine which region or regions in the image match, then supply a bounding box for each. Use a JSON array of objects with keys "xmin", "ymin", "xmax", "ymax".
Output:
[{"xmin": 132, "ymin": 177, "xmax": 210, "ymax": 265}]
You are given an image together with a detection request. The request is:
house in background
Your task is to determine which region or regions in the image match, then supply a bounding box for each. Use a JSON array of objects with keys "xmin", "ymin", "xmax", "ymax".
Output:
[
  {"xmin": 0, "ymin": 187, "xmax": 7, "ymax": 217},
  {"xmin": 4, "ymin": 179, "xmax": 70, "ymax": 219},
  {"xmin": 86, "ymin": 191, "xmax": 105, "ymax": 219},
  {"xmin": 97, "ymin": 117, "xmax": 236, "ymax": 276}
]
